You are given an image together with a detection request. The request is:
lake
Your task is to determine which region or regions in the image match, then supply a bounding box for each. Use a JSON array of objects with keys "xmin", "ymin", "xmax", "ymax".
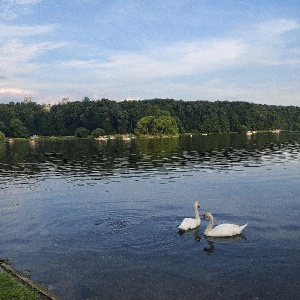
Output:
[{"xmin": 0, "ymin": 132, "xmax": 300, "ymax": 299}]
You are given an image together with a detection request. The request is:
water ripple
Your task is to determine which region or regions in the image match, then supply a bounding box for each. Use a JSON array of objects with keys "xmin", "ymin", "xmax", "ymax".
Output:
[{"xmin": 1, "ymin": 133, "xmax": 300, "ymax": 187}]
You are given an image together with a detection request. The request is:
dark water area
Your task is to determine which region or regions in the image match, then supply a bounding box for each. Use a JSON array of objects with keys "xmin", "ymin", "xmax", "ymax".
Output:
[{"xmin": 0, "ymin": 132, "xmax": 300, "ymax": 299}]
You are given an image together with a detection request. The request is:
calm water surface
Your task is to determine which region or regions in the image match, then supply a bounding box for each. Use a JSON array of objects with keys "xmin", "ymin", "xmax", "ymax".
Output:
[{"xmin": 0, "ymin": 133, "xmax": 300, "ymax": 299}]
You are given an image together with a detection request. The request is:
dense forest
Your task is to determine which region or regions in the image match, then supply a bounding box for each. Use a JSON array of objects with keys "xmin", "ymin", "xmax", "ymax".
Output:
[{"xmin": 0, "ymin": 98, "xmax": 300, "ymax": 138}]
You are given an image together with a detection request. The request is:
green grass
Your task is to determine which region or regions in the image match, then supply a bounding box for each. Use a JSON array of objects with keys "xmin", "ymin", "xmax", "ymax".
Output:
[{"xmin": 0, "ymin": 271, "xmax": 39, "ymax": 300}]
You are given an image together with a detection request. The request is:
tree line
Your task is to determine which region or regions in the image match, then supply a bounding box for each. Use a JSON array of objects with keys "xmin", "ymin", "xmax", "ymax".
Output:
[{"xmin": 1, "ymin": 97, "xmax": 300, "ymax": 138}]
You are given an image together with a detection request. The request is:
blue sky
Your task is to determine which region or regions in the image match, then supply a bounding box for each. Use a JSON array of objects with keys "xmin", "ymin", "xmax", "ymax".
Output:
[{"xmin": 0, "ymin": 0, "xmax": 299, "ymax": 106}]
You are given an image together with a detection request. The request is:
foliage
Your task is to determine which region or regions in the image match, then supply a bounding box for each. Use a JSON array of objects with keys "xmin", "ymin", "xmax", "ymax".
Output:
[
  {"xmin": 91, "ymin": 128, "xmax": 106, "ymax": 138},
  {"xmin": 75, "ymin": 127, "xmax": 90, "ymax": 138},
  {"xmin": 0, "ymin": 131, "xmax": 5, "ymax": 141},
  {"xmin": 9, "ymin": 118, "xmax": 29, "ymax": 138},
  {"xmin": 0, "ymin": 98, "xmax": 300, "ymax": 138},
  {"xmin": 135, "ymin": 116, "xmax": 155, "ymax": 136},
  {"xmin": 145, "ymin": 105, "xmax": 170, "ymax": 117},
  {"xmin": 0, "ymin": 121, "xmax": 5, "ymax": 133},
  {"xmin": 134, "ymin": 106, "xmax": 178, "ymax": 136},
  {"xmin": 151, "ymin": 116, "xmax": 178, "ymax": 136}
]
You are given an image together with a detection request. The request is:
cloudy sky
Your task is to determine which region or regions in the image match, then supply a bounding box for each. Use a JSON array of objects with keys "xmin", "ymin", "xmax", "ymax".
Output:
[{"xmin": 0, "ymin": 0, "xmax": 299, "ymax": 106}]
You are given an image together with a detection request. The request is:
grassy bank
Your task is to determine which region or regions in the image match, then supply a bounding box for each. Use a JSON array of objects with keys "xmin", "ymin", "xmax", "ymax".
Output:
[
  {"xmin": 0, "ymin": 270, "xmax": 39, "ymax": 300},
  {"xmin": 0, "ymin": 260, "xmax": 60, "ymax": 300}
]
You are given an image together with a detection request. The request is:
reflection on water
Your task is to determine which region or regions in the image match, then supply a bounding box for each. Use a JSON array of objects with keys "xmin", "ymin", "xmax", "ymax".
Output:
[
  {"xmin": 178, "ymin": 227, "xmax": 201, "ymax": 242},
  {"xmin": 203, "ymin": 235, "xmax": 247, "ymax": 255},
  {"xmin": 1, "ymin": 132, "xmax": 300, "ymax": 300},
  {"xmin": 1, "ymin": 132, "xmax": 300, "ymax": 186},
  {"xmin": 204, "ymin": 239, "xmax": 215, "ymax": 254}
]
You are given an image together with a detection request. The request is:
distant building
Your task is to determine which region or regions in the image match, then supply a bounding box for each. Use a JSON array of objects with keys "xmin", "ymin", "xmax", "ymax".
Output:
[{"xmin": 24, "ymin": 95, "xmax": 32, "ymax": 103}]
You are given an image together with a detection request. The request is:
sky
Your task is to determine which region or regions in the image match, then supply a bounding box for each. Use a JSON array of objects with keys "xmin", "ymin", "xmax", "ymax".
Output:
[{"xmin": 0, "ymin": 0, "xmax": 299, "ymax": 106}]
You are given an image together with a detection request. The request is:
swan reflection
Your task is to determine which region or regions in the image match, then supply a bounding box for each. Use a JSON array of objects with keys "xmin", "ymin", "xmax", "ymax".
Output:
[
  {"xmin": 204, "ymin": 240, "xmax": 214, "ymax": 254},
  {"xmin": 203, "ymin": 235, "xmax": 247, "ymax": 255},
  {"xmin": 194, "ymin": 229, "xmax": 201, "ymax": 242},
  {"xmin": 178, "ymin": 227, "xmax": 201, "ymax": 242}
]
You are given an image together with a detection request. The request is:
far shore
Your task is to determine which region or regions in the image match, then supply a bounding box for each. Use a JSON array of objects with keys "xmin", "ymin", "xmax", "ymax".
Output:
[{"xmin": 3, "ymin": 129, "xmax": 289, "ymax": 143}]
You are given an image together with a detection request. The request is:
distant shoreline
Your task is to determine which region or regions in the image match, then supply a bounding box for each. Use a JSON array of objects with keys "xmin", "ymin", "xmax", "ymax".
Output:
[{"xmin": 4, "ymin": 130, "xmax": 291, "ymax": 143}]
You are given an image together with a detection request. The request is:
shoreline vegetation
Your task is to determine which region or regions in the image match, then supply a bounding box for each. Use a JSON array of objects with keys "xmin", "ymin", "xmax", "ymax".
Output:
[
  {"xmin": 0, "ymin": 259, "xmax": 60, "ymax": 300},
  {"xmin": 2, "ymin": 129, "xmax": 286, "ymax": 144},
  {"xmin": 1, "ymin": 99, "xmax": 300, "ymax": 141}
]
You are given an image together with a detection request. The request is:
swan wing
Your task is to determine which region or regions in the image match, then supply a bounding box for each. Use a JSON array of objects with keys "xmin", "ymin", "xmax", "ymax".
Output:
[
  {"xmin": 209, "ymin": 223, "xmax": 248, "ymax": 237},
  {"xmin": 178, "ymin": 218, "xmax": 200, "ymax": 231}
]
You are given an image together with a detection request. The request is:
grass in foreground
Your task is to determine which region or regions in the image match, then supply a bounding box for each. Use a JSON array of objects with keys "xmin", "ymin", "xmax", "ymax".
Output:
[{"xmin": 0, "ymin": 270, "xmax": 39, "ymax": 300}]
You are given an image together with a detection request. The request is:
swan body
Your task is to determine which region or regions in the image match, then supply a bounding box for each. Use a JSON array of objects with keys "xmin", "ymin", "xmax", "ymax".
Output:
[
  {"xmin": 203, "ymin": 212, "xmax": 248, "ymax": 237},
  {"xmin": 178, "ymin": 201, "xmax": 200, "ymax": 231}
]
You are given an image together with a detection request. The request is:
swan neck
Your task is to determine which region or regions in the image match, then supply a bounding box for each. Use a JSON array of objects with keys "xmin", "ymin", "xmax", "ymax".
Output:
[
  {"xmin": 194, "ymin": 206, "xmax": 200, "ymax": 221},
  {"xmin": 205, "ymin": 214, "xmax": 214, "ymax": 233}
]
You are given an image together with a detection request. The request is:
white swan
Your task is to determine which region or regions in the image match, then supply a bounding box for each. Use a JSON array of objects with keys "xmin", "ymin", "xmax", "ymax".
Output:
[
  {"xmin": 178, "ymin": 201, "xmax": 201, "ymax": 232},
  {"xmin": 203, "ymin": 212, "xmax": 248, "ymax": 237}
]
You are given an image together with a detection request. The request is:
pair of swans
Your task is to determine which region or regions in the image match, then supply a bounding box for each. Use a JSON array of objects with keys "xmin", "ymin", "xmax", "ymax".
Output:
[{"xmin": 178, "ymin": 201, "xmax": 248, "ymax": 237}]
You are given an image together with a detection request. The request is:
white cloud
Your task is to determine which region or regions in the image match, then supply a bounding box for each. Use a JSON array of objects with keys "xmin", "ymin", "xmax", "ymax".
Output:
[
  {"xmin": 0, "ymin": 0, "xmax": 41, "ymax": 20},
  {"xmin": 0, "ymin": 23, "xmax": 65, "ymax": 80},
  {"xmin": 0, "ymin": 14, "xmax": 299, "ymax": 105},
  {"xmin": 0, "ymin": 22, "xmax": 65, "ymax": 102},
  {"xmin": 11, "ymin": 0, "xmax": 41, "ymax": 4},
  {"xmin": 0, "ymin": 23, "xmax": 56, "ymax": 37},
  {"xmin": 0, "ymin": 87, "xmax": 31, "ymax": 95},
  {"xmin": 254, "ymin": 19, "xmax": 300, "ymax": 36},
  {"xmin": 0, "ymin": 39, "xmax": 66, "ymax": 77},
  {"xmin": 62, "ymin": 18, "xmax": 300, "ymax": 83},
  {"xmin": 241, "ymin": 18, "xmax": 300, "ymax": 66},
  {"xmin": 128, "ymin": 78, "xmax": 300, "ymax": 106},
  {"xmin": 63, "ymin": 39, "xmax": 246, "ymax": 81}
]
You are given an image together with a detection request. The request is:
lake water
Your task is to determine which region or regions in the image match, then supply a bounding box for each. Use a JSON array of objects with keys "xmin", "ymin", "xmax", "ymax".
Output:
[{"xmin": 0, "ymin": 133, "xmax": 300, "ymax": 299}]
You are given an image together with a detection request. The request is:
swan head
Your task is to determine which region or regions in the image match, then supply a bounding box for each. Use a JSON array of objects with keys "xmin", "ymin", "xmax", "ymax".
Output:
[
  {"xmin": 203, "ymin": 212, "xmax": 212, "ymax": 219},
  {"xmin": 194, "ymin": 201, "xmax": 200, "ymax": 209}
]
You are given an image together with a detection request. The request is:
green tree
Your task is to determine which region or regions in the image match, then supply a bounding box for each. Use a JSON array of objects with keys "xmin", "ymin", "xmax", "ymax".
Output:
[
  {"xmin": 0, "ymin": 104, "xmax": 15, "ymax": 135},
  {"xmin": 13, "ymin": 102, "xmax": 43, "ymax": 135},
  {"xmin": 91, "ymin": 128, "xmax": 106, "ymax": 138},
  {"xmin": 0, "ymin": 131, "xmax": 5, "ymax": 141},
  {"xmin": 135, "ymin": 116, "xmax": 155, "ymax": 136},
  {"xmin": 238, "ymin": 125, "xmax": 249, "ymax": 133},
  {"xmin": 1, "ymin": 98, "xmax": 300, "ymax": 136},
  {"xmin": 135, "ymin": 115, "xmax": 178, "ymax": 136},
  {"xmin": 152, "ymin": 116, "xmax": 178, "ymax": 136},
  {"xmin": 75, "ymin": 127, "xmax": 90, "ymax": 138},
  {"xmin": 145, "ymin": 105, "xmax": 170, "ymax": 117},
  {"xmin": 115, "ymin": 109, "xmax": 130, "ymax": 133},
  {"xmin": 9, "ymin": 118, "xmax": 29, "ymax": 138},
  {"xmin": 0, "ymin": 121, "xmax": 5, "ymax": 133}
]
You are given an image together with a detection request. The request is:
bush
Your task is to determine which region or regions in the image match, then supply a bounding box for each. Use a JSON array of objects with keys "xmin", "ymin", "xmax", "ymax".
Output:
[
  {"xmin": 135, "ymin": 116, "xmax": 178, "ymax": 137},
  {"xmin": 75, "ymin": 127, "xmax": 90, "ymax": 138},
  {"xmin": 9, "ymin": 118, "xmax": 29, "ymax": 138},
  {"xmin": 0, "ymin": 131, "xmax": 5, "ymax": 141},
  {"xmin": 91, "ymin": 128, "xmax": 106, "ymax": 138}
]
